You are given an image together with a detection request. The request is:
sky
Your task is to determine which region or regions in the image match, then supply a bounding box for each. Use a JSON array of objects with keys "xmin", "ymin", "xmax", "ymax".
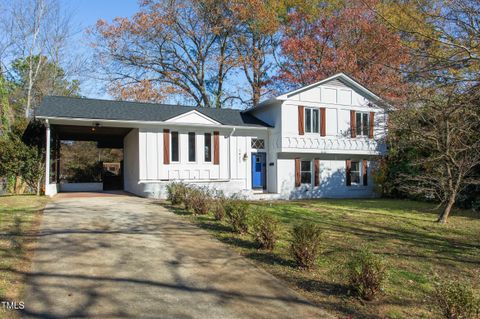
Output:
[{"xmin": 59, "ymin": 0, "xmax": 140, "ymax": 99}]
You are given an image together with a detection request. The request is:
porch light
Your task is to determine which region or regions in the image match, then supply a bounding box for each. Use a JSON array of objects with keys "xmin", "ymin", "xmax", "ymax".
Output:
[{"xmin": 243, "ymin": 153, "xmax": 248, "ymax": 161}]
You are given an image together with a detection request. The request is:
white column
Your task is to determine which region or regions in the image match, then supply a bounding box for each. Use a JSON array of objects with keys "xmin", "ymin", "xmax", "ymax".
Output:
[{"xmin": 45, "ymin": 121, "xmax": 51, "ymax": 195}]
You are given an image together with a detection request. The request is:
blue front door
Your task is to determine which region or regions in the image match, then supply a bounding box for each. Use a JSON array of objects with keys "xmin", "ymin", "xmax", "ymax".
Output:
[{"xmin": 252, "ymin": 152, "xmax": 266, "ymax": 189}]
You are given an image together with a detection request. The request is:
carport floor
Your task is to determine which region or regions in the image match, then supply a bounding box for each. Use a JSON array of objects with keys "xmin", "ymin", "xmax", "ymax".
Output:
[{"xmin": 22, "ymin": 196, "xmax": 332, "ymax": 319}]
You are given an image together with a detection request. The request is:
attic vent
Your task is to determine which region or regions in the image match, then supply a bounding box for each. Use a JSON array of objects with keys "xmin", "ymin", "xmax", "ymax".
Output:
[{"xmin": 325, "ymin": 79, "xmax": 349, "ymax": 88}]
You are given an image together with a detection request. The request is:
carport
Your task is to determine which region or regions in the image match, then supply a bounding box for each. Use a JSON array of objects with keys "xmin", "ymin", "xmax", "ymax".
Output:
[{"xmin": 43, "ymin": 120, "xmax": 131, "ymax": 196}]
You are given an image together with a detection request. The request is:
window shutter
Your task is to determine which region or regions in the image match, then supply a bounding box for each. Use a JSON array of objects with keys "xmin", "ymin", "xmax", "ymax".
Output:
[
  {"xmin": 346, "ymin": 159, "xmax": 352, "ymax": 186},
  {"xmin": 350, "ymin": 110, "xmax": 356, "ymax": 138},
  {"xmin": 213, "ymin": 131, "xmax": 220, "ymax": 165},
  {"xmin": 298, "ymin": 106, "xmax": 305, "ymax": 135},
  {"xmin": 320, "ymin": 108, "xmax": 326, "ymax": 137},
  {"xmin": 295, "ymin": 158, "xmax": 301, "ymax": 187},
  {"xmin": 314, "ymin": 158, "xmax": 320, "ymax": 186},
  {"xmin": 163, "ymin": 129, "xmax": 170, "ymax": 165},
  {"xmin": 363, "ymin": 159, "xmax": 368, "ymax": 186},
  {"xmin": 369, "ymin": 112, "xmax": 374, "ymax": 138}
]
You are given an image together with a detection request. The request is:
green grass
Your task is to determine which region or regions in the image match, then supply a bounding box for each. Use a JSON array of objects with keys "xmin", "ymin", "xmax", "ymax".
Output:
[
  {"xmin": 164, "ymin": 199, "xmax": 480, "ymax": 319},
  {"xmin": 0, "ymin": 195, "xmax": 48, "ymax": 319}
]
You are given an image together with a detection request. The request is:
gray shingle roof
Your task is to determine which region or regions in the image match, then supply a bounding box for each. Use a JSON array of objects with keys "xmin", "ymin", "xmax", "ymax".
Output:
[{"xmin": 35, "ymin": 96, "xmax": 271, "ymax": 128}]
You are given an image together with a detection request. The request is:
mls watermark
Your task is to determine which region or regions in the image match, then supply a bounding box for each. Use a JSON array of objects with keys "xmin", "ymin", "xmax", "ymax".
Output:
[{"xmin": 1, "ymin": 300, "xmax": 24, "ymax": 310}]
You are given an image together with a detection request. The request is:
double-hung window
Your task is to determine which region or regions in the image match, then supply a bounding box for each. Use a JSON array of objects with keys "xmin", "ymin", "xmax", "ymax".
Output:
[
  {"xmin": 188, "ymin": 132, "xmax": 196, "ymax": 162},
  {"xmin": 300, "ymin": 160, "xmax": 312, "ymax": 184},
  {"xmin": 171, "ymin": 131, "xmax": 179, "ymax": 162},
  {"xmin": 204, "ymin": 133, "xmax": 212, "ymax": 162},
  {"xmin": 355, "ymin": 112, "xmax": 370, "ymax": 137},
  {"xmin": 305, "ymin": 108, "xmax": 320, "ymax": 133},
  {"xmin": 350, "ymin": 161, "xmax": 361, "ymax": 184}
]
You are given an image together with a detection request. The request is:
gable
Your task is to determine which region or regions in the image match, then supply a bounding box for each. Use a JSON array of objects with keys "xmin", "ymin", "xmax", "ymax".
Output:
[{"xmin": 165, "ymin": 110, "xmax": 221, "ymax": 125}]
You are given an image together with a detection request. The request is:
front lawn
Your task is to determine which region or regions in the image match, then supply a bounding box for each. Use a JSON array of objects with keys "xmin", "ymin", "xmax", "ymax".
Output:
[
  {"xmin": 166, "ymin": 199, "xmax": 480, "ymax": 319},
  {"xmin": 0, "ymin": 196, "xmax": 48, "ymax": 319}
]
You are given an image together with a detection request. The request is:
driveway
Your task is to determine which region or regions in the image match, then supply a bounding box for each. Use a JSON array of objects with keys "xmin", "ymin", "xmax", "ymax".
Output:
[{"xmin": 22, "ymin": 194, "xmax": 331, "ymax": 319}]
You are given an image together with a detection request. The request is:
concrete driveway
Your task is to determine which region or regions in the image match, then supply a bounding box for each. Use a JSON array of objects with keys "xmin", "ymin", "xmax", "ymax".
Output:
[{"xmin": 22, "ymin": 194, "xmax": 331, "ymax": 319}]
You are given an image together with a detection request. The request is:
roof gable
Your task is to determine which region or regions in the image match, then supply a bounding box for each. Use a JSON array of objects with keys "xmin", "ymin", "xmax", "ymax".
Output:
[{"xmin": 165, "ymin": 110, "xmax": 220, "ymax": 125}]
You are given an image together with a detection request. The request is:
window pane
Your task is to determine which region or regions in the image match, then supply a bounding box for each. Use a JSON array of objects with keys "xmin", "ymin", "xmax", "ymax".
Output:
[
  {"xmin": 351, "ymin": 161, "xmax": 359, "ymax": 172},
  {"xmin": 188, "ymin": 132, "xmax": 196, "ymax": 162},
  {"xmin": 356, "ymin": 112, "xmax": 362, "ymax": 136},
  {"xmin": 204, "ymin": 133, "xmax": 211, "ymax": 162},
  {"xmin": 362, "ymin": 113, "xmax": 369, "ymax": 136},
  {"xmin": 301, "ymin": 160, "xmax": 311, "ymax": 171},
  {"xmin": 351, "ymin": 172, "xmax": 360, "ymax": 184},
  {"xmin": 312, "ymin": 109, "xmax": 319, "ymax": 133},
  {"xmin": 251, "ymin": 138, "xmax": 265, "ymax": 149},
  {"xmin": 305, "ymin": 109, "xmax": 312, "ymax": 133},
  {"xmin": 171, "ymin": 132, "xmax": 179, "ymax": 162},
  {"xmin": 301, "ymin": 172, "xmax": 311, "ymax": 184}
]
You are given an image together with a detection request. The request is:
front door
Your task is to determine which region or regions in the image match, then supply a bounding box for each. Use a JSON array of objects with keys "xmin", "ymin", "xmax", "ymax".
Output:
[{"xmin": 251, "ymin": 152, "xmax": 266, "ymax": 189}]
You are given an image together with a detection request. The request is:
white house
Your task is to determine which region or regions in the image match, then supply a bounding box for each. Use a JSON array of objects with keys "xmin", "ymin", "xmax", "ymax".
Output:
[{"xmin": 36, "ymin": 73, "xmax": 387, "ymax": 199}]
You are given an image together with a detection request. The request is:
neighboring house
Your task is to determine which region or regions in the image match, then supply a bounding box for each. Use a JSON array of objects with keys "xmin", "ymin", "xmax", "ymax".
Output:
[{"xmin": 36, "ymin": 73, "xmax": 387, "ymax": 199}]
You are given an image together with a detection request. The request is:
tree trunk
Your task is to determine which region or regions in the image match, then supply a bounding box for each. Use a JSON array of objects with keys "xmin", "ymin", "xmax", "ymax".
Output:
[{"xmin": 437, "ymin": 193, "xmax": 456, "ymax": 223}]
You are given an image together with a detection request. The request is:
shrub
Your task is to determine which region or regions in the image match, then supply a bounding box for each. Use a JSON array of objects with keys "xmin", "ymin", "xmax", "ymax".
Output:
[
  {"xmin": 225, "ymin": 200, "xmax": 250, "ymax": 234},
  {"xmin": 166, "ymin": 182, "xmax": 187, "ymax": 205},
  {"xmin": 346, "ymin": 248, "xmax": 387, "ymax": 301},
  {"xmin": 212, "ymin": 198, "xmax": 226, "ymax": 221},
  {"xmin": 189, "ymin": 188, "xmax": 212, "ymax": 215},
  {"xmin": 433, "ymin": 278, "xmax": 480, "ymax": 319},
  {"xmin": 251, "ymin": 209, "xmax": 279, "ymax": 250},
  {"xmin": 290, "ymin": 222, "xmax": 322, "ymax": 269}
]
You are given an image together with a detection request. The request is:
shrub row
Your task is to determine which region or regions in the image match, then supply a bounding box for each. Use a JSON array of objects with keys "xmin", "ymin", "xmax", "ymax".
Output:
[{"xmin": 165, "ymin": 182, "xmax": 480, "ymax": 312}]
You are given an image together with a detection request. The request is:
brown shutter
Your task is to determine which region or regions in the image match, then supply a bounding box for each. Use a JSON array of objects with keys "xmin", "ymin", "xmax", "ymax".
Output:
[
  {"xmin": 298, "ymin": 105, "xmax": 305, "ymax": 135},
  {"xmin": 363, "ymin": 159, "xmax": 368, "ymax": 186},
  {"xmin": 213, "ymin": 131, "xmax": 220, "ymax": 165},
  {"xmin": 369, "ymin": 112, "xmax": 374, "ymax": 138},
  {"xmin": 314, "ymin": 158, "xmax": 320, "ymax": 186},
  {"xmin": 295, "ymin": 158, "xmax": 301, "ymax": 187},
  {"xmin": 350, "ymin": 110, "xmax": 356, "ymax": 138},
  {"xmin": 346, "ymin": 159, "xmax": 352, "ymax": 186},
  {"xmin": 320, "ymin": 108, "xmax": 326, "ymax": 137},
  {"xmin": 163, "ymin": 129, "xmax": 170, "ymax": 165}
]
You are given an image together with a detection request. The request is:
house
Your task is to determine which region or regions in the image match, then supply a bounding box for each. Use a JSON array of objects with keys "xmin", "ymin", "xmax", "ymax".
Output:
[{"xmin": 35, "ymin": 73, "xmax": 387, "ymax": 199}]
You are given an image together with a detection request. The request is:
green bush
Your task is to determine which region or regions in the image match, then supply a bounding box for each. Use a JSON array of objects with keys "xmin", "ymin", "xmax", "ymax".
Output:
[
  {"xmin": 251, "ymin": 209, "xmax": 279, "ymax": 250},
  {"xmin": 189, "ymin": 188, "xmax": 212, "ymax": 215},
  {"xmin": 290, "ymin": 221, "xmax": 322, "ymax": 269},
  {"xmin": 224, "ymin": 200, "xmax": 250, "ymax": 234},
  {"xmin": 166, "ymin": 182, "xmax": 187, "ymax": 205},
  {"xmin": 346, "ymin": 248, "xmax": 387, "ymax": 301},
  {"xmin": 433, "ymin": 278, "xmax": 480, "ymax": 319}
]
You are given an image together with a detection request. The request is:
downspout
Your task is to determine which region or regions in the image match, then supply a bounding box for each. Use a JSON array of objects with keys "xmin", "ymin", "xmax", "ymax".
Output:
[{"xmin": 228, "ymin": 127, "xmax": 236, "ymax": 181}]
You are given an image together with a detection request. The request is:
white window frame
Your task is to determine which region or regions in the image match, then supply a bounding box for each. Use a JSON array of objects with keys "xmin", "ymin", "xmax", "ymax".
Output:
[
  {"xmin": 304, "ymin": 108, "xmax": 320, "ymax": 134},
  {"xmin": 355, "ymin": 112, "xmax": 370, "ymax": 137},
  {"xmin": 350, "ymin": 161, "xmax": 361, "ymax": 185},
  {"xmin": 300, "ymin": 160, "xmax": 312, "ymax": 185},
  {"xmin": 171, "ymin": 131, "xmax": 180, "ymax": 163}
]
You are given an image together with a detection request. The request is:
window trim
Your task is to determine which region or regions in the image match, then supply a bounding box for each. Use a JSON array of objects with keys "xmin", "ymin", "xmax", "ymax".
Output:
[
  {"xmin": 300, "ymin": 160, "xmax": 312, "ymax": 185},
  {"xmin": 355, "ymin": 112, "xmax": 370, "ymax": 137},
  {"xmin": 204, "ymin": 132, "xmax": 212, "ymax": 162},
  {"xmin": 171, "ymin": 131, "xmax": 179, "ymax": 163},
  {"xmin": 188, "ymin": 132, "xmax": 196, "ymax": 163},
  {"xmin": 304, "ymin": 107, "xmax": 320, "ymax": 134}
]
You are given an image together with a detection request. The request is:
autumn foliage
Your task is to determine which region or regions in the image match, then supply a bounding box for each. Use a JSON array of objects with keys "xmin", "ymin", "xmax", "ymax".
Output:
[{"xmin": 277, "ymin": 0, "xmax": 410, "ymax": 101}]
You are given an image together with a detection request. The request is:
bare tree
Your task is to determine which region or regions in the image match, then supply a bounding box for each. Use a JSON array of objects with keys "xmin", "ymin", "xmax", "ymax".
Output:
[
  {"xmin": 6, "ymin": 0, "xmax": 73, "ymax": 117},
  {"xmin": 390, "ymin": 85, "xmax": 480, "ymax": 223}
]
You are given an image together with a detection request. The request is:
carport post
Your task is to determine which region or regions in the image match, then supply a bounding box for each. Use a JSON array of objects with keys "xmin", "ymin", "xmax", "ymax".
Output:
[{"xmin": 45, "ymin": 120, "xmax": 50, "ymax": 193}]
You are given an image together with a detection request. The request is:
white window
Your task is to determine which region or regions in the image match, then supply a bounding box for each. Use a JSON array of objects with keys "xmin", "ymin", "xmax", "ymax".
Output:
[
  {"xmin": 188, "ymin": 132, "xmax": 196, "ymax": 162},
  {"xmin": 351, "ymin": 161, "xmax": 361, "ymax": 184},
  {"xmin": 305, "ymin": 108, "xmax": 320, "ymax": 133},
  {"xmin": 301, "ymin": 160, "xmax": 312, "ymax": 184},
  {"xmin": 251, "ymin": 138, "xmax": 265, "ymax": 149},
  {"xmin": 356, "ymin": 112, "xmax": 370, "ymax": 137},
  {"xmin": 171, "ymin": 131, "xmax": 179, "ymax": 162}
]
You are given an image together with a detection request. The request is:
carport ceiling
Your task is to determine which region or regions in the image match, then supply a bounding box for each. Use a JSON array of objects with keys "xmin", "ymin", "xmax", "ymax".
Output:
[{"xmin": 53, "ymin": 125, "xmax": 131, "ymax": 148}]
